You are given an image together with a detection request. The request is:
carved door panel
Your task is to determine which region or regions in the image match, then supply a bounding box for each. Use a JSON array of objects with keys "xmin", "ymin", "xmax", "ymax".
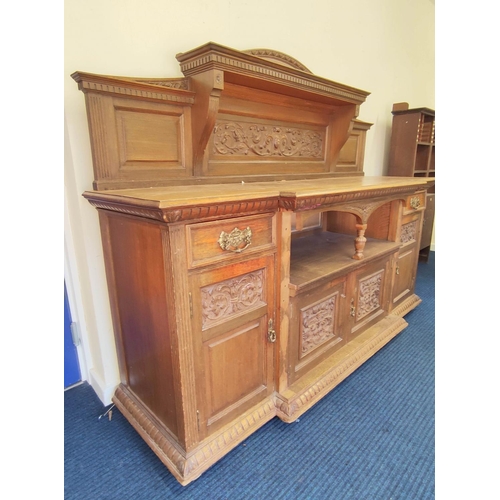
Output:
[
  {"xmin": 190, "ymin": 255, "xmax": 275, "ymax": 439},
  {"xmin": 346, "ymin": 255, "xmax": 394, "ymax": 341},
  {"xmin": 288, "ymin": 276, "xmax": 347, "ymax": 385},
  {"xmin": 392, "ymin": 213, "xmax": 421, "ymax": 308}
]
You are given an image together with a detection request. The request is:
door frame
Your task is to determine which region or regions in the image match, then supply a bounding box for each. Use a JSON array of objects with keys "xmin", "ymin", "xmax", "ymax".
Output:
[{"xmin": 64, "ymin": 198, "xmax": 90, "ymax": 386}]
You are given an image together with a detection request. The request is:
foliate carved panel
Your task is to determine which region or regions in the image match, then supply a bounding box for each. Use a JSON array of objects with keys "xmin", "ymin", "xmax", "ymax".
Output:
[
  {"xmin": 357, "ymin": 271, "xmax": 384, "ymax": 320},
  {"xmin": 201, "ymin": 270, "xmax": 265, "ymax": 329},
  {"xmin": 300, "ymin": 295, "xmax": 337, "ymax": 356},
  {"xmin": 213, "ymin": 121, "xmax": 324, "ymax": 158},
  {"xmin": 400, "ymin": 220, "xmax": 417, "ymax": 244}
]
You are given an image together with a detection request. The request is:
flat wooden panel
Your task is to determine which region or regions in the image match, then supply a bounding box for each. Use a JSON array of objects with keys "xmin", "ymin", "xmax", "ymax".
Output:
[
  {"xmin": 105, "ymin": 214, "xmax": 178, "ymax": 436},
  {"xmin": 337, "ymin": 134, "xmax": 358, "ymax": 165},
  {"xmin": 116, "ymin": 109, "xmax": 181, "ymax": 167},
  {"xmin": 392, "ymin": 247, "xmax": 417, "ymax": 305},
  {"xmin": 205, "ymin": 319, "xmax": 267, "ymax": 421},
  {"xmin": 187, "ymin": 213, "xmax": 275, "ymax": 268},
  {"xmin": 291, "ymin": 211, "xmax": 322, "ymax": 233}
]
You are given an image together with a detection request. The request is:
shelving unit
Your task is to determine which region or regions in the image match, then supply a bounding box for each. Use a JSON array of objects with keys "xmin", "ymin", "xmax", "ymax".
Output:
[{"xmin": 388, "ymin": 103, "xmax": 435, "ymax": 261}]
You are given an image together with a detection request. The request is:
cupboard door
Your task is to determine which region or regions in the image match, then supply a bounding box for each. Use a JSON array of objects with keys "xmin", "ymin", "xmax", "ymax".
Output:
[
  {"xmin": 347, "ymin": 256, "xmax": 393, "ymax": 341},
  {"xmin": 288, "ymin": 277, "xmax": 347, "ymax": 384},
  {"xmin": 190, "ymin": 255, "xmax": 275, "ymax": 438},
  {"xmin": 420, "ymin": 194, "xmax": 435, "ymax": 251},
  {"xmin": 392, "ymin": 212, "xmax": 421, "ymax": 307}
]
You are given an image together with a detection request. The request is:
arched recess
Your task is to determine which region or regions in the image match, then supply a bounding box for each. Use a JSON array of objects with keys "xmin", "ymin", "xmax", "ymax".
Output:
[{"xmin": 323, "ymin": 197, "xmax": 407, "ymax": 259}]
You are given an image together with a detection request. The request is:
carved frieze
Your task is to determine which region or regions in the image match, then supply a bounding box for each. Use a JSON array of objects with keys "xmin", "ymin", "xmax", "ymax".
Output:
[
  {"xmin": 74, "ymin": 77, "xmax": 195, "ymax": 104},
  {"xmin": 401, "ymin": 220, "xmax": 417, "ymax": 244},
  {"xmin": 141, "ymin": 79, "xmax": 189, "ymax": 90},
  {"xmin": 213, "ymin": 121, "xmax": 324, "ymax": 158},
  {"xmin": 300, "ymin": 295, "xmax": 337, "ymax": 356},
  {"xmin": 243, "ymin": 48, "xmax": 312, "ymax": 73},
  {"xmin": 201, "ymin": 270, "xmax": 265, "ymax": 329},
  {"xmin": 282, "ymin": 186, "xmax": 424, "ymax": 212},
  {"xmin": 357, "ymin": 271, "xmax": 383, "ymax": 320}
]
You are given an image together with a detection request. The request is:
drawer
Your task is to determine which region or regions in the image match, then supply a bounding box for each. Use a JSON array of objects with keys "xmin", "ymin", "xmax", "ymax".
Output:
[
  {"xmin": 186, "ymin": 213, "xmax": 276, "ymax": 268},
  {"xmin": 404, "ymin": 191, "xmax": 426, "ymax": 214}
]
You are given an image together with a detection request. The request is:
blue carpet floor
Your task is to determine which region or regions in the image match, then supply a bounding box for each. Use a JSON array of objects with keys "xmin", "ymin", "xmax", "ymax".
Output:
[{"xmin": 65, "ymin": 252, "xmax": 435, "ymax": 499}]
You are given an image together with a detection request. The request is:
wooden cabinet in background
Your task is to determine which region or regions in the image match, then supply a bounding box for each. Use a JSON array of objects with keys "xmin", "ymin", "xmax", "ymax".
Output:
[
  {"xmin": 388, "ymin": 103, "xmax": 435, "ymax": 261},
  {"xmin": 73, "ymin": 43, "xmax": 433, "ymax": 486}
]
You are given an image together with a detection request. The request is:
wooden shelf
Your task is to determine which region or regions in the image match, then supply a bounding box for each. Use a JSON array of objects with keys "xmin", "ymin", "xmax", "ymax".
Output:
[{"xmin": 289, "ymin": 232, "xmax": 400, "ymax": 293}]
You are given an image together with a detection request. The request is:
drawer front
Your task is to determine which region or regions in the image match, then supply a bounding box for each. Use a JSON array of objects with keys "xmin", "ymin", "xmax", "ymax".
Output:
[
  {"xmin": 404, "ymin": 191, "xmax": 426, "ymax": 214},
  {"xmin": 187, "ymin": 213, "xmax": 276, "ymax": 269}
]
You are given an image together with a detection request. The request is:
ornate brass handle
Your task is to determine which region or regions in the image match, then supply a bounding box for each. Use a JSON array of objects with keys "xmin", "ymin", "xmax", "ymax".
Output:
[
  {"xmin": 410, "ymin": 196, "xmax": 421, "ymax": 210},
  {"xmin": 350, "ymin": 299, "xmax": 356, "ymax": 317},
  {"xmin": 218, "ymin": 227, "xmax": 252, "ymax": 253},
  {"xmin": 268, "ymin": 319, "xmax": 276, "ymax": 343},
  {"xmin": 396, "ymin": 265, "xmax": 400, "ymax": 275}
]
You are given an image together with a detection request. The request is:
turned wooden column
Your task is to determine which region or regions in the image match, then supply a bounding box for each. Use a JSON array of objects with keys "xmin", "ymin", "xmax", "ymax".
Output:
[{"xmin": 353, "ymin": 222, "xmax": 367, "ymax": 260}]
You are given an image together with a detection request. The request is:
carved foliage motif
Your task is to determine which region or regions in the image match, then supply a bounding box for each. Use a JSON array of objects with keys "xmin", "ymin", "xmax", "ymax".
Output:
[
  {"xmin": 213, "ymin": 121, "xmax": 323, "ymax": 158},
  {"xmin": 301, "ymin": 296, "xmax": 337, "ymax": 355},
  {"xmin": 201, "ymin": 270, "xmax": 265, "ymax": 329},
  {"xmin": 401, "ymin": 221, "xmax": 417, "ymax": 244},
  {"xmin": 357, "ymin": 271, "xmax": 383, "ymax": 320},
  {"xmin": 142, "ymin": 79, "xmax": 189, "ymax": 90}
]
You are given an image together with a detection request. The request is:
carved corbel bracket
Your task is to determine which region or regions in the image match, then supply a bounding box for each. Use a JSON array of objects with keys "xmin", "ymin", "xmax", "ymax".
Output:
[
  {"xmin": 188, "ymin": 69, "xmax": 224, "ymax": 174},
  {"xmin": 326, "ymin": 105, "xmax": 359, "ymax": 169},
  {"xmin": 330, "ymin": 199, "xmax": 388, "ymax": 225}
]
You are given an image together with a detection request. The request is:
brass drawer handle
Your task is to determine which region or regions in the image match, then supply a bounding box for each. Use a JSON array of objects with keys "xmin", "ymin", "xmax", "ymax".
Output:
[
  {"xmin": 218, "ymin": 227, "xmax": 252, "ymax": 253},
  {"xmin": 410, "ymin": 196, "xmax": 421, "ymax": 210},
  {"xmin": 350, "ymin": 299, "xmax": 356, "ymax": 317}
]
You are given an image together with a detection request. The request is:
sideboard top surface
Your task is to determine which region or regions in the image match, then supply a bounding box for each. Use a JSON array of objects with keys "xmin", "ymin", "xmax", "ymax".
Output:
[{"xmin": 84, "ymin": 176, "xmax": 433, "ymax": 209}]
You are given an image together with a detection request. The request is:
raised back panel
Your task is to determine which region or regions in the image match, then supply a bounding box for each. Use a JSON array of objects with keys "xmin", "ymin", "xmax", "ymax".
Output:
[{"xmin": 74, "ymin": 42, "xmax": 370, "ymax": 190}]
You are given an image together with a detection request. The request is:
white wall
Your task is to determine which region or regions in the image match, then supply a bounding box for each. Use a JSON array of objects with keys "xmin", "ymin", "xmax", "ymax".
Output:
[{"xmin": 64, "ymin": 0, "xmax": 435, "ymax": 404}]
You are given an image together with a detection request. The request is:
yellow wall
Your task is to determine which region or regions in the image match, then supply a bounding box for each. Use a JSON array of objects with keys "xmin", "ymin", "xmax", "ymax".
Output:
[{"xmin": 64, "ymin": 0, "xmax": 435, "ymax": 403}]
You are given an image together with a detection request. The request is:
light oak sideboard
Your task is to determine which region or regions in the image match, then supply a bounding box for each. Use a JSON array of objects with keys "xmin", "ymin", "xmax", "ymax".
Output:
[{"xmin": 73, "ymin": 42, "xmax": 434, "ymax": 485}]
